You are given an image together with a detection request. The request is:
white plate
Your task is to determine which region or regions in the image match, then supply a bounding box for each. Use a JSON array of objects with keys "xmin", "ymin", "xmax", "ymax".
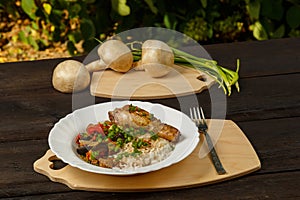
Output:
[{"xmin": 48, "ymin": 101, "xmax": 199, "ymax": 175}]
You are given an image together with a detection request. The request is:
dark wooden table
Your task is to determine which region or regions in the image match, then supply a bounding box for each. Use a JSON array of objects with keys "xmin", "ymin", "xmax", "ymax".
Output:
[{"xmin": 1, "ymin": 38, "xmax": 299, "ymax": 199}]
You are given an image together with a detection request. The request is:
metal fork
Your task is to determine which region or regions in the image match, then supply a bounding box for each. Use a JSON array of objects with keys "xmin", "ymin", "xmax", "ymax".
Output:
[{"xmin": 190, "ymin": 107, "xmax": 226, "ymax": 175}]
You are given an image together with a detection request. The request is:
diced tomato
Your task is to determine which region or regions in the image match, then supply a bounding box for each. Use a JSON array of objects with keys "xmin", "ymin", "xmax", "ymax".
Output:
[
  {"xmin": 75, "ymin": 133, "xmax": 81, "ymax": 144},
  {"xmin": 86, "ymin": 151, "xmax": 91, "ymax": 160},
  {"xmin": 86, "ymin": 123, "xmax": 105, "ymax": 136}
]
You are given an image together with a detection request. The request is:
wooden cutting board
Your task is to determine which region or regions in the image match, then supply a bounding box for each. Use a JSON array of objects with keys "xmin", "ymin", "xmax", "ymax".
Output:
[
  {"xmin": 90, "ymin": 65, "xmax": 215, "ymax": 99},
  {"xmin": 33, "ymin": 120, "xmax": 260, "ymax": 192}
]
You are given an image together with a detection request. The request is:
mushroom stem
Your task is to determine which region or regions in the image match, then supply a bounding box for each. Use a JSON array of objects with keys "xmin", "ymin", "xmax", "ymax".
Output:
[{"xmin": 85, "ymin": 59, "xmax": 107, "ymax": 72}]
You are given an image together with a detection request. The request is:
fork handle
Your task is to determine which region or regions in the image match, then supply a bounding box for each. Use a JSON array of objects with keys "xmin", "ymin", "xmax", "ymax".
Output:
[{"xmin": 202, "ymin": 131, "xmax": 227, "ymax": 175}]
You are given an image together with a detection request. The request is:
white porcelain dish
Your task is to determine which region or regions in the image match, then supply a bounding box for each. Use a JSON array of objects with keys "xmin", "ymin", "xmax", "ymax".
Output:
[{"xmin": 48, "ymin": 101, "xmax": 199, "ymax": 175}]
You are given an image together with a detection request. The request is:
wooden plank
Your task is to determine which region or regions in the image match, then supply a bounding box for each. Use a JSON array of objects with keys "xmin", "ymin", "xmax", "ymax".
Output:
[
  {"xmin": 0, "ymin": 117, "xmax": 299, "ymax": 197},
  {"xmin": 153, "ymin": 73, "xmax": 300, "ymax": 122},
  {"xmin": 237, "ymin": 117, "xmax": 300, "ymax": 174},
  {"xmin": 226, "ymin": 73, "xmax": 300, "ymax": 121},
  {"xmin": 2, "ymin": 172, "xmax": 299, "ymax": 199},
  {"xmin": 0, "ymin": 73, "xmax": 299, "ymax": 143},
  {"xmin": 204, "ymin": 38, "xmax": 300, "ymax": 78}
]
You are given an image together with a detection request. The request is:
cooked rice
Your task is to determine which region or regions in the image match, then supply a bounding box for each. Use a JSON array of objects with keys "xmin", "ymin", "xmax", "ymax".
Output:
[{"xmin": 113, "ymin": 134, "xmax": 175, "ymax": 170}]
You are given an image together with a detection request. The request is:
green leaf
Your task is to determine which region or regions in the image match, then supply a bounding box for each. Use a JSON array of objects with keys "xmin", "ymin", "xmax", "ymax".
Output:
[
  {"xmin": 18, "ymin": 30, "xmax": 28, "ymax": 44},
  {"xmin": 12, "ymin": 35, "xmax": 18, "ymax": 42},
  {"xmin": 28, "ymin": 36, "xmax": 39, "ymax": 50},
  {"xmin": 31, "ymin": 21, "xmax": 39, "ymax": 30},
  {"xmin": 111, "ymin": 0, "xmax": 130, "ymax": 16},
  {"xmin": 164, "ymin": 13, "xmax": 177, "ymax": 30},
  {"xmin": 246, "ymin": 0, "xmax": 260, "ymax": 20},
  {"xmin": 207, "ymin": 26, "xmax": 213, "ymax": 39},
  {"xmin": 271, "ymin": 24, "xmax": 285, "ymax": 38},
  {"xmin": 80, "ymin": 18, "xmax": 96, "ymax": 40},
  {"xmin": 39, "ymin": 39, "xmax": 49, "ymax": 47},
  {"xmin": 164, "ymin": 14, "xmax": 171, "ymax": 29},
  {"xmin": 253, "ymin": 21, "xmax": 268, "ymax": 40},
  {"xmin": 52, "ymin": 9, "xmax": 63, "ymax": 16},
  {"xmin": 21, "ymin": 0, "xmax": 38, "ymax": 20},
  {"xmin": 144, "ymin": 0, "xmax": 158, "ymax": 14},
  {"xmin": 43, "ymin": 3, "xmax": 52, "ymax": 15},
  {"xmin": 288, "ymin": 29, "xmax": 300, "ymax": 37},
  {"xmin": 68, "ymin": 31, "xmax": 81, "ymax": 43},
  {"xmin": 286, "ymin": 6, "xmax": 300, "ymax": 29},
  {"xmin": 200, "ymin": 0, "xmax": 207, "ymax": 8}
]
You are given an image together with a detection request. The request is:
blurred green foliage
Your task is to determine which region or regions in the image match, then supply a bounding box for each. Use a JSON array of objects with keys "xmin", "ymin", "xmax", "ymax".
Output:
[
  {"xmin": 0, "ymin": 0, "xmax": 299, "ymax": 55},
  {"xmin": 246, "ymin": 0, "xmax": 300, "ymax": 40}
]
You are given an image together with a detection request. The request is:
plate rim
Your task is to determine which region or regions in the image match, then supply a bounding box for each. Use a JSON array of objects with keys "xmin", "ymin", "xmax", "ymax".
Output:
[{"xmin": 48, "ymin": 100, "xmax": 199, "ymax": 175}]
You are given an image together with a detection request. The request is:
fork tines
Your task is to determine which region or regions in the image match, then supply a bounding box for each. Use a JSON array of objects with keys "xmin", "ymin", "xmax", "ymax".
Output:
[{"xmin": 190, "ymin": 107, "xmax": 207, "ymax": 130}]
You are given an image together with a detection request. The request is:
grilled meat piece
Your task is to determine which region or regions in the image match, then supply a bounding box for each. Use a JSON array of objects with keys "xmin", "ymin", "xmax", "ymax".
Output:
[
  {"xmin": 108, "ymin": 104, "xmax": 180, "ymax": 142},
  {"xmin": 157, "ymin": 124, "xmax": 180, "ymax": 142}
]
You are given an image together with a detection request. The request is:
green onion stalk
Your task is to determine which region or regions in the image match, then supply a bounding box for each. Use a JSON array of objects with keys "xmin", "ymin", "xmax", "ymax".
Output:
[{"xmin": 129, "ymin": 42, "xmax": 240, "ymax": 96}]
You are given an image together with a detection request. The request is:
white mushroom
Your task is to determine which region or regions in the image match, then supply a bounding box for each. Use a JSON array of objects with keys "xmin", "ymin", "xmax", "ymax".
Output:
[
  {"xmin": 85, "ymin": 40, "xmax": 133, "ymax": 73},
  {"xmin": 84, "ymin": 59, "xmax": 106, "ymax": 72},
  {"xmin": 52, "ymin": 60, "xmax": 90, "ymax": 93},
  {"xmin": 138, "ymin": 40, "xmax": 174, "ymax": 78}
]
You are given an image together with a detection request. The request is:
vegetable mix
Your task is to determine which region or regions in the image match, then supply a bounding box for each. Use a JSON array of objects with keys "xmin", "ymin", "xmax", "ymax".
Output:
[{"xmin": 75, "ymin": 121, "xmax": 159, "ymax": 167}]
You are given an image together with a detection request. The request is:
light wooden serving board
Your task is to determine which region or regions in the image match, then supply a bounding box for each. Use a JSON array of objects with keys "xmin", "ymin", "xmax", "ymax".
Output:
[
  {"xmin": 90, "ymin": 65, "xmax": 215, "ymax": 99},
  {"xmin": 34, "ymin": 120, "xmax": 260, "ymax": 192}
]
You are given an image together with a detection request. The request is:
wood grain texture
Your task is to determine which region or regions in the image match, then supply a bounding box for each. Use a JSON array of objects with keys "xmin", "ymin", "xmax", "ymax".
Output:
[
  {"xmin": 205, "ymin": 37, "xmax": 300, "ymax": 78},
  {"xmin": 90, "ymin": 65, "xmax": 214, "ymax": 99},
  {"xmin": 3, "ymin": 172, "xmax": 298, "ymax": 200},
  {"xmin": 1, "ymin": 73, "xmax": 298, "ymax": 144}
]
